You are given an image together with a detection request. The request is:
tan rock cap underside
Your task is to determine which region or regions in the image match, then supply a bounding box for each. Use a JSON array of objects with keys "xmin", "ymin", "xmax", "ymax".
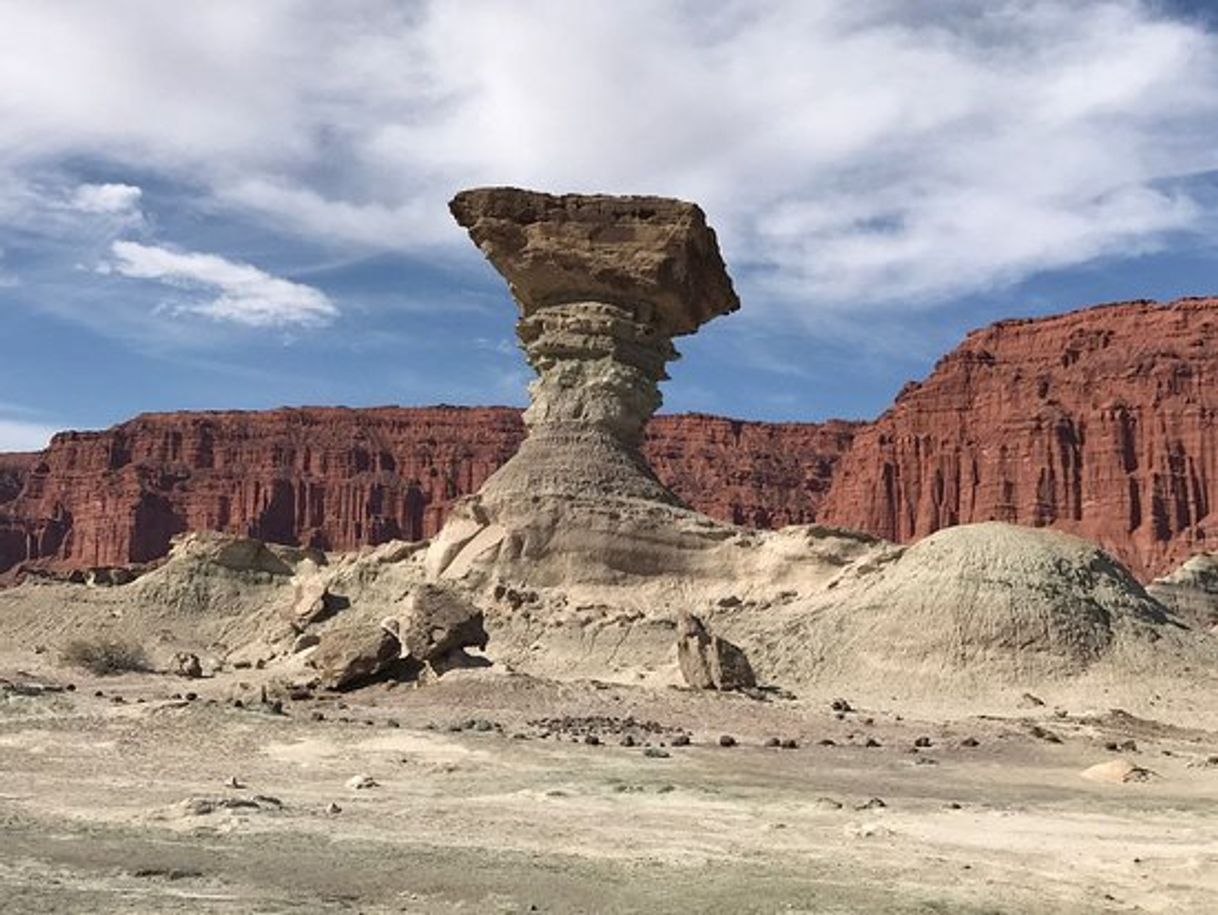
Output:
[{"xmin": 449, "ymin": 187, "xmax": 739, "ymax": 337}]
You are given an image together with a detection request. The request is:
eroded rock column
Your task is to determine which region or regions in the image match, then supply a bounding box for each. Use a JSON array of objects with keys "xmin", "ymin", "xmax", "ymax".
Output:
[{"xmin": 449, "ymin": 187, "xmax": 739, "ymax": 511}]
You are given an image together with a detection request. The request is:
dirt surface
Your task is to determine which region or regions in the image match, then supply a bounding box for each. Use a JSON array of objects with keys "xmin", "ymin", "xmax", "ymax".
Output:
[{"xmin": 3, "ymin": 654, "xmax": 1217, "ymax": 914}]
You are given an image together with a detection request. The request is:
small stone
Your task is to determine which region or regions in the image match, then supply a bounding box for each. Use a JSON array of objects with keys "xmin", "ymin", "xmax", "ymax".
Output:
[
  {"xmin": 864, "ymin": 738, "xmax": 882, "ymax": 748},
  {"xmin": 184, "ymin": 692, "xmax": 198, "ymax": 702},
  {"xmin": 226, "ymin": 776, "xmax": 244, "ymax": 789},
  {"xmin": 232, "ymin": 699, "xmax": 244, "ymax": 709},
  {"xmin": 584, "ymin": 734, "xmax": 600, "ymax": 746},
  {"xmin": 346, "ymin": 774, "xmax": 378, "ymax": 790},
  {"xmin": 856, "ymin": 797, "xmax": 887, "ymax": 810},
  {"xmin": 765, "ymin": 737, "xmax": 781, "ymax": 748},
  {"xmin": 818, "ymin": 739, "xmax": 836, "ymax": 747},
  {"xmin": 960, "ymin": 737, "xmax": 980, "ymax": 748},
  {"xmin": 326, "ymin": 802, "xmax": 342, "ymax": 815},
  {"xmin": 620, "ymin": 734, "xmax": 636, "ymax": 747},
  {"xmin": 718, "ymin": 735, "xmax": 737, "ymax": 748},
  {"xmin": 830, "ymin": 698, "xmax": 853, "ymax": 712},
  {"xmin": 170, "ymin": 652, "xmax": 204, "ymax": 679},
  {"xmin": 914, "ymin": 736, "xmax": 932, "ymax": 748},
  {"xmin": 386, "ymin": 719, "xmax": 400, "ymax": 729},
  {"xmin": 474, "ymin": 719, "xmax": 493, "ymax": 732},
  {"xmin": 643, "ymin": 748, "xmax": 670, "ymax": 759},
  {"xmin": 671, "ymin": 734, "xmax": 691, "ymax": 747},
  {"xmin": 311, "ymin": 711, "xmax": 325, "ymax": 722},
  {"xmin": 781, "ymin": 739, "xmax": 799, "ymax": 750}
]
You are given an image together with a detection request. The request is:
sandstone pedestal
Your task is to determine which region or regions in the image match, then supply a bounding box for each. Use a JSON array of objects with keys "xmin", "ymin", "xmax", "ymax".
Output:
[
  {"xmin": 449, "ymin": 188, "xmax": 738, "ymax": 515},
  {"xmin": 429, "ymin": 188, "xmax": 743, "ymax": 585}
]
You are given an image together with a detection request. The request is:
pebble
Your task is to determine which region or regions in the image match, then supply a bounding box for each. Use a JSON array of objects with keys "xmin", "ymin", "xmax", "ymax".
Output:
[{"xmin": 718, "ymin": 735, "xmax": 737, "ymax": 748}]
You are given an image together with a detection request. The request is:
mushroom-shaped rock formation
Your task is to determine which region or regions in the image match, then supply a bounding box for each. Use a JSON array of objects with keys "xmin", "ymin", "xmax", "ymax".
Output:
[
  {"xmin": 448, "ymin": 187, "xmax": 739, "ymax": 511},
  {"xmin": 428, "ymin": 187, "xmax": 751, "ymax": 587}
]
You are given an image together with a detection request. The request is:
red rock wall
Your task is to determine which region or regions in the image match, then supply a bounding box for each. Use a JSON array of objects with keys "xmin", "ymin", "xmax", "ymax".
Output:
[
  {"xmin": 0, "ymin": 407, "xmax": 857, "ymax": 576},
  {"xmin": 6, "ymin": 296, "xmax": 1218, "ymax": 583},
  {"xmin": 820, "ymin": 297, "xmax": 1218, "ymax": 580}
]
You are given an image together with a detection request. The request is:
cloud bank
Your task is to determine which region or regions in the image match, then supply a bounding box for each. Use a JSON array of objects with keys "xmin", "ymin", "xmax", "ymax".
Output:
[{"xmin": 2, "ymin": 0, "xmax": 1217, "ymax": 325}]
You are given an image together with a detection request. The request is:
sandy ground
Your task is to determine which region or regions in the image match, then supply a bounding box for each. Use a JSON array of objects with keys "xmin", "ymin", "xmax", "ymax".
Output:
[{"xmin": 2, "ymin": 653, "xmax": 1217, "ymax": 915}]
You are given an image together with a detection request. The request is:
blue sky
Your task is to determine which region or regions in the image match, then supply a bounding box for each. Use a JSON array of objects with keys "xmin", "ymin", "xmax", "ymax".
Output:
[{"xmin": 1, "ymin": 0, "xmax": 1217, "ymax": 450}]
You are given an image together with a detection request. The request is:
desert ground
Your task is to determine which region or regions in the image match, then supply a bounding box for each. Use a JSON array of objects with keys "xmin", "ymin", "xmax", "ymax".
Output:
[{"xmin": 3, "ymin": 645, "xmax": 1217, "ymax": 915}]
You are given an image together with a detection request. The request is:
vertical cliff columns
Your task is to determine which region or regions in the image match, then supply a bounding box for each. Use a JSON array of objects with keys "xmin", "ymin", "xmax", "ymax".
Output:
[{"xmin": 449, "ymin": 187, "xmax": 739, "ymax": 512}]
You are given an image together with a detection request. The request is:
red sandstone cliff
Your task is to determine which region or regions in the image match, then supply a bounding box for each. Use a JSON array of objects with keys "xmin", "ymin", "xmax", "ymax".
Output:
[
  {"xmin": 6, "ymin": 295, "xmax": 1218, "ymax": 583},
  {"xmin": 820, "ymin": 297, "xmax": 1218, "ymax": 580},
  {"xmin": 0, "ymin": 408, "xmax": 857, "ymax": 578}
]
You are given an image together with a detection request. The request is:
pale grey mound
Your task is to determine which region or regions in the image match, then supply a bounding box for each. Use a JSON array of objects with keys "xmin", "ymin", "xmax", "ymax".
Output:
[{"xmin": 755, "ymin": 522, "xmax": 1195, "ymax": 687}]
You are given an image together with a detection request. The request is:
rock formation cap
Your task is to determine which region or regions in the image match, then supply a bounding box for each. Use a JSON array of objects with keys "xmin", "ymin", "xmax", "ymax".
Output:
[{"xmin": 450, "ymin": 187, "xmax": 740, "ymax": 336}]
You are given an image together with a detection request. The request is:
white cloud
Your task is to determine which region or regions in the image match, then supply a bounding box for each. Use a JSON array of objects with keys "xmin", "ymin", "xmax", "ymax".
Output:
[
  {"xmin": 1, "ymin": 1, "xmax": 1217, "ymax": 325},
  {"xmin": 0, "ymin": 417, "xmax": 58, "ymax": 452},
  {"xmin": 69, "ymin": 182, "xmax": 142, "ymax": 216},
  {"xmin": 107, "ymin": 241, "xmax": 338, "ymax": 328}
]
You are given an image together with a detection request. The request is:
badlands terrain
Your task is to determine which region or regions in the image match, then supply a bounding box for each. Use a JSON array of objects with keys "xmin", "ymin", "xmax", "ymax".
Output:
[{"xmin": 2, "ymin": 188, "xmax": 1218, "ymax": 914}]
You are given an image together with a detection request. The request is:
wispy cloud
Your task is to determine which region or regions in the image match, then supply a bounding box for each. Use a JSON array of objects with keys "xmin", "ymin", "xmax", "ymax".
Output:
[{"xmin": 105, "ymin": 241, "xmax": 338, "ymax": 328}]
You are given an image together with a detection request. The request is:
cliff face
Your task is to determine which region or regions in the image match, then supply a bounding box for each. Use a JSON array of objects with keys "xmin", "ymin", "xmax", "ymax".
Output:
[
  {"xmin": 0, "ymin": 407, "xmax": 857, "ymax": 576},
  {"xmin": 820, "ymin": 297, "xmax": 1218, "ymax": 580},
  {"xmin": 6, "ymin": 296, "xmax": 1218, "ymax": 583}
]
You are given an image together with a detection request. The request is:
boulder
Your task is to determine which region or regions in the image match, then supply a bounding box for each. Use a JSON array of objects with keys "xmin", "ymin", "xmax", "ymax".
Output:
[
  {"xmin": 676, "ymin": 612, "xmax": 755, "ymax": 691},
  {"xmin": 391, "ymin": 584, "xmax": 488, "ymax": 663},
  {"xmin": 310, "ymin": 624, "xmax": 401, "ymax": 691},
  {"xmin": 288, "ymin": 579, "xmax": 337, "ymax": 628}
]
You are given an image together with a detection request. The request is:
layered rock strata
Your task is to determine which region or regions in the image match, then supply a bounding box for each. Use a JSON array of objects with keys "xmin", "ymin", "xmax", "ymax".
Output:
[
  {"xmin": 820, "ymin": 296, "xmax": 1218, "ymax": 579},
  {"xmin": 448, "ymin": 187, "xmax": 740, "ymax": 515},
  {"xmin": 0, "ymin": 408, "xmax": 856, "ymax": 579}
]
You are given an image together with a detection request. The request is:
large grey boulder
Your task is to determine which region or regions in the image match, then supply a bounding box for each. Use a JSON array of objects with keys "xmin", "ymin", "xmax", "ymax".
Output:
[
  {"xmin": 310, "ymin": 624, "xmax": 401, "ymax": 691},
  {"xmin": 389, "ymin": 584, "xmax": 488, "ymax": 663},
  {"xmin": 676, "ymin": 612, "xmax": 755, "ymax": 691}
]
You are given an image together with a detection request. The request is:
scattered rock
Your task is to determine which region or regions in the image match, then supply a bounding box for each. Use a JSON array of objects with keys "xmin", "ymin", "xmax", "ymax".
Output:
[
  {"xmin": 643, "ymin": 748, "xmax": 670, "ymax": 759},
  {"xmin": 914, "ymin": 736, "xmax": 932, "ymax": 748},
  {"xmin": 1029, "ymin": 725, "xmax": 1063, "ymax": 744},
  {"xmin": 718, "ymin": 734, "xmax": 737, "ymax": 748},
  {"xmin": 856, "ymin": 797, "xmax": 887, "ymax": 810},
  {"xmin": 1081, "ymin": 759, "xmax": 1157, "ymax": 784},
  {"xmin": 675, "ymin": 612, "xmax": 756, "ymax": 691},
  {"xmin": 959, "ymin": 737, "xmax": 980, "ymax": 748},
  {"xmin": 326, "ymin": 802, "xmax": 342, "ymax": 815},
  {"xmin": 170, "ymin": 652, "xmax": 203, "ymax": 679},
  {"xmin": 1018, "ymin": 692, "xmax": 1046, "ymax": 708},
  {"xmin": 765, "ymin": 737, "xmax": 780, "ymax": 747},
  {"xmin": 346, "ymin": 774, "xmax": 378, "ymax": 790},
  {"xmin": 830, "ymin": 698, "xmax": 853, "ymax": 712},
  {"xmin": 291, "ymin": 632, "xmax": 321, "ymax": 654}
]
